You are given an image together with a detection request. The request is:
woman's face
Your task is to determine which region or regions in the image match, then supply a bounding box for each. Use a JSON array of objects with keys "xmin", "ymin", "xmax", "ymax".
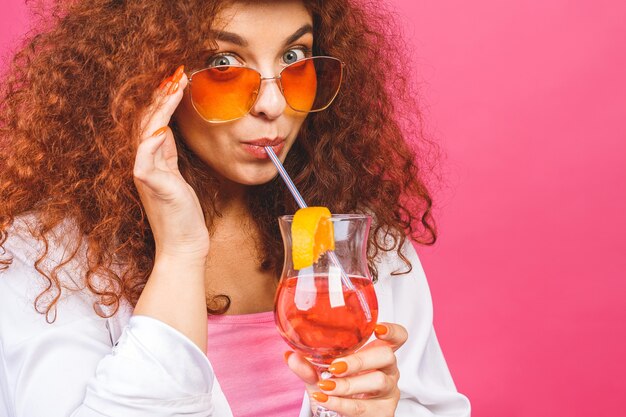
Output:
[{"xmin": 175, "ymin": 0, "xmax": 312, "ymax": 186}]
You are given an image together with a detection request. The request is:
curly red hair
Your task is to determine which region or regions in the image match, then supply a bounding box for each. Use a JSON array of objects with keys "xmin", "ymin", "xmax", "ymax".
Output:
[{"xmin": 0, "ymin": 0, "xmax": 438, "ymax": 319}]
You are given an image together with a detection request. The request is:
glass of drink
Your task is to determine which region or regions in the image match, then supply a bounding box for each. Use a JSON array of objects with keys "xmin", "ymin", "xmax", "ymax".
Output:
[{"xmin": 275, "ymin": 214, "xmax": 379, "ymax": 417}]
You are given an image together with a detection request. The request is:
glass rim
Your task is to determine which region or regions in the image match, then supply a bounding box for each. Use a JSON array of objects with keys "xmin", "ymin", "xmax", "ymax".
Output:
[{"xmin": 279, "ymin": 213, "xmax": 372, "ymax": 222}]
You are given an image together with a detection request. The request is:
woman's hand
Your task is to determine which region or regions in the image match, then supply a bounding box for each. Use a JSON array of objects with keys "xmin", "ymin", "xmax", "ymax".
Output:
[
  {"xmin": 132, "ymin": 66, "xmax": 209, "ymax": 350},
  {"xmin": 133, "ymin": 66, "xmax": 209, "ymax": 261},
  {"xmin": 286, "ymin": 322, "xmax": 408, "ymax": 417}
]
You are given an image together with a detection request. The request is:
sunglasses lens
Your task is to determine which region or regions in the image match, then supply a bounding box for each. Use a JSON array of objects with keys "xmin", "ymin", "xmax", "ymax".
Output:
[
  {"xmin": 281, "ymin": 57, "xmax": 343, "ymax": 112},
  {"xmin": 190, "ymin": 57, "xmax": 343, "ymax": 122},
  {"xmin": 191, "ymin": 66, "xmax": 260, "ymax": 122}
]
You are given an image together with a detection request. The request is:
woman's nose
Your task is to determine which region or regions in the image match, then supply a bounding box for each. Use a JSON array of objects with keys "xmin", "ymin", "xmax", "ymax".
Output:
[{"xmin": 249, "ymin": 77, "xmax": 287, "ymax": 120}]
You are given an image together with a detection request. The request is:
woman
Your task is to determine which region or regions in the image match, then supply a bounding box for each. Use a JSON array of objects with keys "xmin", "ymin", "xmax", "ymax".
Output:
[{"xmin": 0, "ymin": 0, "xmax": 470, "ymax": 416}]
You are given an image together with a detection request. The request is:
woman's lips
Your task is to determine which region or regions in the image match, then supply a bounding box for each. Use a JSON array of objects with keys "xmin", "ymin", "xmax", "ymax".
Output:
[{"xmin": 241, "ymin": 138, "xmax": 285, "ymax": 159}]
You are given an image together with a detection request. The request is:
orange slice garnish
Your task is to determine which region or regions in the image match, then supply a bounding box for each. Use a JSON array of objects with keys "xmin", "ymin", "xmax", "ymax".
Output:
[{"xmin": 291, "ymin": 207, "xmax": 335, "ymax": 270}]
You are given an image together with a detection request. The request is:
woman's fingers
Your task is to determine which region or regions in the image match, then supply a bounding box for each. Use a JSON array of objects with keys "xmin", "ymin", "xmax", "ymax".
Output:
[
  {"xmin": 374, "ymin": 322, "xmax": 409, "ymax": 351},
  {"xmin": 318, "ymin": 370, "xmax": 396, "ymax": 398},
  {"xmin": 285, "ymin": 322, "xmax": 409, "ymax": 384},
  {"xmin": 285, "ymin": 324, "xmax": 408, "ymax": 417},
  {"xmin": 145, "ymin": 125, "xmax": 178, "ymax": 174},
  {"xmin": 284, "ymin": 352, "xmax": 399, "ymax": 417},
  {"xmin": 133, "ymin": 128, "xmax": 170, "ymax": 190},
  {"xmin": 139, "ymin": 65, "xmax": 187, "ymax": 143},
  {"xmin": 135, "ymin": 65, "xmax": 189, "ymax": 183},
  {"xmin": 287, "ymin": 324, "xmax": 408, "ymax": 417},
  {"xmin": 284, "ymin": 351, "xmax": 318, "ymax": 385},
  {"xmin": 327, "ymin": 344, "xmax": 397, "ymax": 378},
  {"xmin": 311, "ymin": 394, "xmax": 399, "ymax": 417}
]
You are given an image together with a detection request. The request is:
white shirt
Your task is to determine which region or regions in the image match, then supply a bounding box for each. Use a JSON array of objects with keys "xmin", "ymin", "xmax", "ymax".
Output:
[{"xmin": 0, "ymin": 216, "xmax": 470, "ymax": 416}]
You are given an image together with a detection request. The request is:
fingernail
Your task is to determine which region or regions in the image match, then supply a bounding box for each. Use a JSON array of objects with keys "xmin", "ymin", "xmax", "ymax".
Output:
[
  {"xmin": 167, "ymin": 81, "xmax": 179, "ymax": 95},
  {"xmin": 158, "ymin": 76, "xmax": 173, "ymax": 91},
  {"xmin": 152, "ymin": 126, "xmax": 168, "ymax": 137},
  {"xmin": 312, "ymin": 392, "xmax": 329, "ymax": 403},
  {"xmin": 283, "ymin": 351, "xmax": 293, "ymax": 364},
  {"xmin": 328, "ymin": 361, "xmax": 347, "ymax": 375},
  {"xmin": 375, "ymin": 324, "xmax": 388, "ymax": 336},
  {"xmin": 172, "ymin": 65, "xmax": 185, "ymax": 83},
  {"xmin": 318, "ymin": 380, "xmax": 336, "ymax": 391}
]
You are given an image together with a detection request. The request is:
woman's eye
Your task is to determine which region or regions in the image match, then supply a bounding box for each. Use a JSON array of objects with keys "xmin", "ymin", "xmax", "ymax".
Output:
[
  {"xmin": 282, "ymin": 48, "xmax": 307, "ymax": 65},
  {"xmin": 208, "ymin": 54, "xmax": 241, "ymax": 68}
]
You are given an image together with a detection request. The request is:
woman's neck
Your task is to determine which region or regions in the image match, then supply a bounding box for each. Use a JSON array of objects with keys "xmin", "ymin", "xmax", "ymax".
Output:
[
  {"xmin": 202, "ymin": 181, "xmax": 277, "ymax": 315},
  {"xmin": 216, "ymin": 186, "xmax": 248, "ymax": 218},
  {"xmin": 201, "ymin": 176, "xmax": 251, "ymax": 228}
]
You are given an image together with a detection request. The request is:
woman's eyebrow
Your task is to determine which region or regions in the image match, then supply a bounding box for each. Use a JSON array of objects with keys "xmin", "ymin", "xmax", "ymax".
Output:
[
  {"xmin": 210, "ymin": 24, "xmax": 313, "ymax": 48},
  {"xmin": 283, "ymin": 24, "xmax": 313, "ymax": 46},
  {"xmin": 211, "ymin": 30, "xmax": 248, "ymax": 47}
]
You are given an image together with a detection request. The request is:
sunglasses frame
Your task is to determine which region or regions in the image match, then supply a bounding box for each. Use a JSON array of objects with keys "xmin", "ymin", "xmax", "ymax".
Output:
[{"xmin": 187, "ymin": 56, "xmax": 345, "ymax": 124}]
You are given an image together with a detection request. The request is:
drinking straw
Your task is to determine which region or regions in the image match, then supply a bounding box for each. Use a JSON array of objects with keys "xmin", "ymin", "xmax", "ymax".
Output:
[
  {"xmin": 264, "ymin": 146, "xmax": 372, "ymax": 321},
  {"xmin": 265, "ymin": 146, "xmax": 308, "ymax": 209}
]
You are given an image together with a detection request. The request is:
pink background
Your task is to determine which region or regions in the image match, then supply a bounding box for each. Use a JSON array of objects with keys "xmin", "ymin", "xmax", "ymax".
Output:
[{"xmin": 2, "ymin": 1, "xmax": 625, "ymax": 416}]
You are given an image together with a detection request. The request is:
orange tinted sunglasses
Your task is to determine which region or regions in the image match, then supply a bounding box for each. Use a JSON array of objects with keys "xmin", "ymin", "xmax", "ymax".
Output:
[{"xmin": 188, "ymin": 56, "xmax": 344, "ymax": 123}]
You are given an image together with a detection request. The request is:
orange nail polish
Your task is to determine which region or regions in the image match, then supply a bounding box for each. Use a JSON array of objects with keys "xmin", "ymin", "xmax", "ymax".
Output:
[
  {"xmin": 312, "ymin": 392, "xmax": 329, "ymax": 403},
  {"xmin": 152, "ymin": 126, "xmax": 168, "ymax": 137},
  {"xmin": 172, "ymin": 65, "xmax": 185, "ymax": 83},
  {"xmin": 318, "ymin": 380, "xmax": 336, "ymax": 391},
  {"xmin": 283, "ymin": 351, "xmax": 293, "ymax": 364},
  {"xmin": 375, "ymin": 324, "xmax": 388, "ymax": 336},
  {"xmin": 158, "ymin": 76, "xmax": 173, "ymax": 91},
  {"xmin": 328, "ymin": 361, "xmax": 348, "ymax": 375},
  {"xmin": 167, "ymin": 81, "xmax": 179, "ymax": 95}
]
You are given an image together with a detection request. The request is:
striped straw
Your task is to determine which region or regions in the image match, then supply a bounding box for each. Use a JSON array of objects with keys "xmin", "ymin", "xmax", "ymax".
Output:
[
  {"xmin": 264, "ymin": 146, "xmax": 372, "ymax": 321},
  {"xmin": 264, "ymin": 146, "xmax": 308, "ymax": 209}
]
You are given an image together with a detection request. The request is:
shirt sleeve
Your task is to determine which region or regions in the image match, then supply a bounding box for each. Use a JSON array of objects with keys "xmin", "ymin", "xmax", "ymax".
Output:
[
  {"xmin": 376, "ymin": 240, "xmax": 471, "ymax": 417},
  {"xmin": 0, "ymin": 240, "xmax": 216, "ymax": 417}
]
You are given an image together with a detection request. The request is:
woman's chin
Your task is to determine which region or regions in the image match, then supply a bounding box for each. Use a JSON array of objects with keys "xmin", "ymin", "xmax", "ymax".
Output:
[
  {"xmin": 238, "ymin": 173, "xmax": 278, "ymax": 186},
  {"xmin": 219, "ymin": 167, "xmax": 279, "ymax": 187}
]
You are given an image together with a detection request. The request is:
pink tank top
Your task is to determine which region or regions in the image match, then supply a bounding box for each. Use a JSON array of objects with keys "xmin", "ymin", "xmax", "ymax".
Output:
[{"xmin": 206, "ymin": 311, "xmax": 305, "ymax": 417}]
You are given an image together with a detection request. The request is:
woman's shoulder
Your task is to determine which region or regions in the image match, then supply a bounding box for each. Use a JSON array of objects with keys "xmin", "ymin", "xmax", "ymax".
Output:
[
  {"xmin": 372, "ymin": 229, "xmax": 426, "ymax": 282},
  {"xmin": 0, "ymin": 214, "xmax": 130, "ymax": 347},
  {"xmin": 1, "ymin": 213, "xmax": 88, "ymax": 291},
  {"xmin": 372, "ymin": 232, "xmax": 434, "ymax": 318}
]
